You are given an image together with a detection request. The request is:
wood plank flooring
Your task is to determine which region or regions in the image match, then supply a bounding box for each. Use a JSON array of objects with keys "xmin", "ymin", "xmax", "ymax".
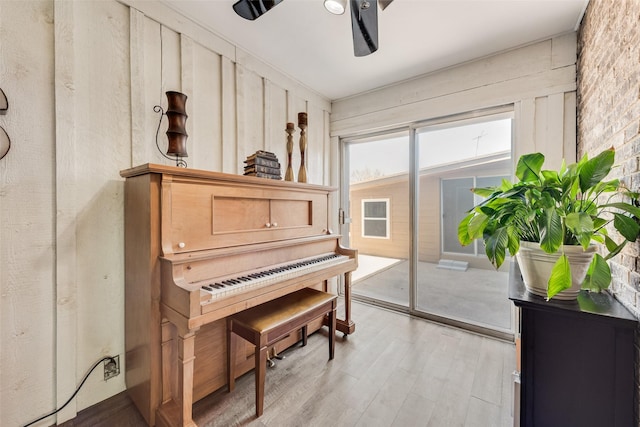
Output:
[{"xmin": 60, "ymin": 301, "xmax": 515, "ymax": 427}]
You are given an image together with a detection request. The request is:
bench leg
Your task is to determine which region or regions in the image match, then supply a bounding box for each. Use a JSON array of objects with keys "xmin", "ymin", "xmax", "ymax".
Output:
[
  {"xmin": 329, "ymin": 306, "xmax": 336, "ymax": 360},
  {"xmin": 256, "ymin": 344, "xmax": 267, "ymax": 417}
]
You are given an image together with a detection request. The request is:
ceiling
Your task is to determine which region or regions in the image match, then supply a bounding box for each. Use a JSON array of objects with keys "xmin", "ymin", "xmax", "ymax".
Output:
[{"xmin": 161, "ymin": 0, "xmax": 589, "ymax": 101}]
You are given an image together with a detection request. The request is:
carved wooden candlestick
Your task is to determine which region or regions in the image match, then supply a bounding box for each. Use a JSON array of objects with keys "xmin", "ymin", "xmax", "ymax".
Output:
[
  {"xmin": 285, "ymin": 122, "xmax": 295, "ymax": 181},
  {"xmin": 297, "ymin": 112, "xmax": 308, "ymax": 183}
]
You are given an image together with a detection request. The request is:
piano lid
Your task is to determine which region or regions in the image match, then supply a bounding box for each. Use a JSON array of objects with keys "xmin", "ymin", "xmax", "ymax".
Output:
[{"xmin": 119, "ymin": 163, "xmax": 337, "ymax": 192}]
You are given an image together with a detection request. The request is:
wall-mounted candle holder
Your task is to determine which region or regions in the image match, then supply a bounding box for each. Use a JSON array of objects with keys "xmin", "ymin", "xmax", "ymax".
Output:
[{"xmin": 154, "ymin": 91, "xmax": 188, "ymax": 167}]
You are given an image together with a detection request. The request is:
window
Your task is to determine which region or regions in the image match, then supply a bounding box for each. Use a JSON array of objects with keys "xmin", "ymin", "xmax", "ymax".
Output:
[{"xmin": 362, "ymin": 199, "xmax": 389, "ymax": 238}]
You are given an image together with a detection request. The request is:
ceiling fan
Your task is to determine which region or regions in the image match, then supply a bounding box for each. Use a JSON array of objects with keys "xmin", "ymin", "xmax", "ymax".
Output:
[{"xmin": 232, "ymin": 0, "xmax": 394, "ymax": 57}]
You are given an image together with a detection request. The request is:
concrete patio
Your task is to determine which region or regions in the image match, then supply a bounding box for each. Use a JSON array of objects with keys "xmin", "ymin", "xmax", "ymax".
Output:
[{"xmin": 352, "ymin": 255, "xmax": 512, "ymax": 332}]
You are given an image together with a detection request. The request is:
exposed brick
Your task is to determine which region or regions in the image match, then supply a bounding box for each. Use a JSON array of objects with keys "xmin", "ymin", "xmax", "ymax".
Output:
[{"xmin": 578, "ymin": 0, "xmax": 640, "ymax": 421}]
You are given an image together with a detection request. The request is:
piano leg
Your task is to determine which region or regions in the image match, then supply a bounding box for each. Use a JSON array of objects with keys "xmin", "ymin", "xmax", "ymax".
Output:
[
  {"xmin": 156, "ymin": 323, "xmax": 198, "ymax": 427},
  {"xmin": 255, "ymin": 340, "xmax": 268, "ymax": 417},
  {"xmin": 336, "ymin": 271, "xmax": 356, "ymax": 336}
]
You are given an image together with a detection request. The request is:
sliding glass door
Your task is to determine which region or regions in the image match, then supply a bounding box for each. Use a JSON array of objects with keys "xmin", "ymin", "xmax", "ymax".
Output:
[
  {"xmin": 342, "ymin": 111, "xmax": 514, "ymax": 337},
  {"xmin": 343, "ymin": 132, "xmax": 410, "ymax": 308},
  {"xmin": 415, "ymin": 115, "xmax": 513, "ymax": 334}
]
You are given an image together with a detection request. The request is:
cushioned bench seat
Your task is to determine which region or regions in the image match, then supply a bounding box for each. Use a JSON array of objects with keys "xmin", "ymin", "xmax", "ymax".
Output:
[{"xmin": 227, "ymin": 287, "xmax": 337, "ymax": 417}]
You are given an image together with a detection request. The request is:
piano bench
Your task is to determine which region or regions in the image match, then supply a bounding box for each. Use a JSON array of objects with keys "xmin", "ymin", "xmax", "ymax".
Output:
[{"xmin": 227, "ymin": 287, "xmax": 337, "ymax": 417}]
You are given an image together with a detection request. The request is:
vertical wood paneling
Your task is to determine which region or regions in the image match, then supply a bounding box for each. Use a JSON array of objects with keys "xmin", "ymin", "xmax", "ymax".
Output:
[
  {"xmin": 54, "ymin": 0, "xmax": 78, "ymax": 423},
  {"xmin": 129, "ymin": 8, "xmax": 146, "ymax": 167},
  {"xmin": 265, "ymin": 81, "xmax": 288, "ymax": 172},
  {"xmin": 192, "ymin": 41, "xmax": 223, "ymax": 171},
  {"xmin": 514, "ymin": 98, "xmax": 537, "ymax": 163},
  {"xmin": 307, "ymin": 103, "xmax": 325, "ymax": 185},
  {"xmin": 221, "ymin": 57, "xmax": 237, "ymax": 173},
  {"xmin": 546, "ymin": 93, "xmax": 566, "ymax": 169},
  {"xmin": 73, "ymin": 0, "xmax": 130, "ymax": 412},
  {"xmin": 534, "ymin": 96, "xmax": 549, "ymax": 159},
  {"xmin": 131, "ymin": 15, "xmax": 163, "ymax": 166},
  {"xmin": 323, "ymin": 110, "xmax": 331, "ymax": 186},
  {"xmin": 142, "ymin": 17, "xmax": 164, "ymax": 165},
  {"xmin": 263, "ymin": 79, "xmax": 272, "ymax": 151},
  {"xmin": 236, "ymin": 65, "xmax": 265, "ymax": 173},
  {"xmin": 180, "ymin": 34, "xmax": 195, "ymax": 164},
  {"xmin": 563, "ymin": 92, "xmax": 577, "ymax": 163},
  {"xmin": 329, "ymin": 134, "xmax": 341, "ymax": 233},
  {"xmin": 161, "ymin": 26, "xmax": 181, "ymax": 93}
]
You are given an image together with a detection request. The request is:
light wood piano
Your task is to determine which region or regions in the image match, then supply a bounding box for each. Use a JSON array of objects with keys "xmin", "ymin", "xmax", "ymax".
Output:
[{"xmin": 121, "ymin": 164, "xmax": 357, "ymax": 427}]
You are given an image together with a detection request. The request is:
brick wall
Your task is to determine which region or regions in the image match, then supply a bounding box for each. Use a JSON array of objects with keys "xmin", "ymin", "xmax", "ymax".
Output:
[
  {"xmin": 578, "ymin": 0, "xmax": 640, "ymax": 317},
  {"xmin": 577, "ymin": 0, "xmax": 640, "ymax": 422}
]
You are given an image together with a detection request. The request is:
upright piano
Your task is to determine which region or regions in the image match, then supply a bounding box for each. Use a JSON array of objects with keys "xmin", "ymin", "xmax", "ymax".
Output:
[{"xmin": 121, "ymin": 164, "xmax": 357, "ymax": 427}]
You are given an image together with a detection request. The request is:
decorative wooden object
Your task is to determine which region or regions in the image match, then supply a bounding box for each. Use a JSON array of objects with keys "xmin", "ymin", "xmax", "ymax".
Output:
[
  {"xmin": 509, "ymin": 262, "xmax": 637, "ymax": 427},
  {"xmin": 297, "ymin": 112, "xmax": 308, "ymax": 183},
  {"xmin": 165, "ymin": 91, "xmax": 188, "ymax": 159},
  {"xmin": 285, "ymin": 122, "xmax": 295, "ymax": 181},
  {"xmin": 154, "ymin": 91, "xmax": 188, "ymax": 167},
  {"xmin": 120, "ymin": 164, "xmax": 357, "ymax": 427}
]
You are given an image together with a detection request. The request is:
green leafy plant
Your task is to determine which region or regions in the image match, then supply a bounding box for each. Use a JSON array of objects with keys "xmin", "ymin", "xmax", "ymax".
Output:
[{"xmin": 458, "ymin": 147, "xmax": 640, "ymax": 299}]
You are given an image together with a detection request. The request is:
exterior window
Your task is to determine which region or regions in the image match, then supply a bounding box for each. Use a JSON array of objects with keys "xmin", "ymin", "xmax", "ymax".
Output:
[{"xmin": 362, "ymin": 199, "xmax": 389, "ymax": 238}]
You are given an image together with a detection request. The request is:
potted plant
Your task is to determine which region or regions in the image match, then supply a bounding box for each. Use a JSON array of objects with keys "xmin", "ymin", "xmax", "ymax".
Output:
[{"xmin": 457, "ymin": 147, "xmax": 640, "ymax": 300}]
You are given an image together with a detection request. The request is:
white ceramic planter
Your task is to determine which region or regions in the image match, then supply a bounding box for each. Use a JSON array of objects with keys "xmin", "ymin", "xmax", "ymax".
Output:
[{"xmin": 515, "ymin": 241, "xmax": 597, "ymax": 300}]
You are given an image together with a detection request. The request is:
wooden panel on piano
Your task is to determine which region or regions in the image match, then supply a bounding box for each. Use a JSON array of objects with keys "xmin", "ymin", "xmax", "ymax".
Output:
[
  {"xmin": 122, "ymin": 172, "xmax": 163, "ymax": 427},
  {"xmin": 120, "ymin": 164, "xmax": 357, "ymax": 427},
  {"xmin": 166, "ymin": 176, "xmax": 329, "ymax": 253}
]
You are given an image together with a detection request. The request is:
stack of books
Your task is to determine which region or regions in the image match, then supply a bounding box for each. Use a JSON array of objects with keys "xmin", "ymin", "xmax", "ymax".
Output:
[{"xmin": 243, "ymin": 150, "xmax": 282, "ymax": 179}]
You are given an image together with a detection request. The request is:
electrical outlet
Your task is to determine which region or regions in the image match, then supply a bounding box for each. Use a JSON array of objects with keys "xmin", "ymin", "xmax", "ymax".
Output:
[{"xmin": 103, "ymin": 355, "xmax": 120, "ymax": 381}]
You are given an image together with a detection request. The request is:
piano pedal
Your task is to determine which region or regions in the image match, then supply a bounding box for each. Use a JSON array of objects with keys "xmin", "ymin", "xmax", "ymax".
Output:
[
  {"xmin": 272, "ymin": 348, "xmax": 285, "ymax": 360},
  {"xmin": 266, "ymin": 352, "xmax": 276, "ymax": 368}
]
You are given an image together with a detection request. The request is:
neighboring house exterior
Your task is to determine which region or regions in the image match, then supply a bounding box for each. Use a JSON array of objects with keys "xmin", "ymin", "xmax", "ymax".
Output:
[{"xmin": 349, "ymin": 152, "xmax": 510, "ymax": 270}]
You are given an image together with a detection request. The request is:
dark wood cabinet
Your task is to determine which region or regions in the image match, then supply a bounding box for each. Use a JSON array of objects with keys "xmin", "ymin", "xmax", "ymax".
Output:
[{"xmin": 509, "ymin": 263, "xmax": 638, "ymax": 427}]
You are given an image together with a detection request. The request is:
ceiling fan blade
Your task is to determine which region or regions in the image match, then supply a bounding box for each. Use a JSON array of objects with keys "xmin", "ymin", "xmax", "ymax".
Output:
[
  {"xmin": 233, "ymin": 0, "xmax": 284, "ymax": 21},
  {"xmin": 350, "ymin": 0, "xmax": 379, "ymax": 57},
  {"xmin": 379, "ymin": 0, "xmax": 393, "ymax": 11}
]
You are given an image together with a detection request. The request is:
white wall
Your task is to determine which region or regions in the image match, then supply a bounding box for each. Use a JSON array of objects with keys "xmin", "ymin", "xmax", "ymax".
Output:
[
  {"xmin": 331, "ymin": 34, "xmax": 579, "ymax": 170},
  {"xmin": 0, "ymin": 1, "xmax": 331, "ymax": 425}
]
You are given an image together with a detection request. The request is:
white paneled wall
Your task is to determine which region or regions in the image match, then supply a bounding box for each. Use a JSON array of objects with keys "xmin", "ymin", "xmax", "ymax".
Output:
[
  {"xmin": 0, "ymin": 1, "xmax": 331, "ymax": 426},
  {"xmin": 0, "ymin": 2, "xmax": 56, "ymax": 427},
  {"xmin": 331, "ymin": 34, "xmax": 578, "ymax": 169},
  {"xmin": 1, "ymin": 1, "xmax": 578, "ymax": 426}
]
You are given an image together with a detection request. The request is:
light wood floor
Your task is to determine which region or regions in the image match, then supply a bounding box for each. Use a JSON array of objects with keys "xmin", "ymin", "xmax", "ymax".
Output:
[{"xmin": 62, "ymin": 301, "xmax": 516, "ymax": 427}]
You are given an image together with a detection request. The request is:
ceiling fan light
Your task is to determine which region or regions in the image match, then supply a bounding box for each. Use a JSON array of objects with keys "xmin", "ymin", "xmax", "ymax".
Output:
[{"xmin": 324, "ymin": 0, "xmax": 346, "ymax": 15}]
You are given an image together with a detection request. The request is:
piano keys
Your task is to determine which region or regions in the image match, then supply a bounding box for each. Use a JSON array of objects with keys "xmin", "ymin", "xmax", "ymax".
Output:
[
  {"xmin": 198, "ymin": 253, "xmax": 348, "ymax": 300},
  {"xmin": 121, "ymin": 164, "xmax": 357, "ymax": 427}
]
